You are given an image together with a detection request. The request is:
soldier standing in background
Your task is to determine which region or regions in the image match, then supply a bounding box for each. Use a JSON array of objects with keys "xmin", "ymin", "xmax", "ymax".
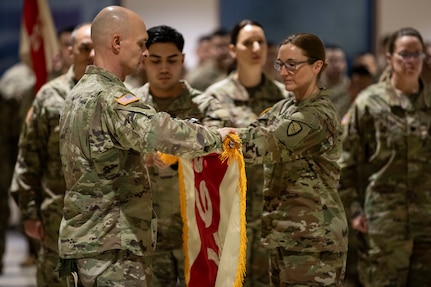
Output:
[
  {"xmin": 9, "ymin": 23, "xmax": 93, "ymax": 287},
  {"xmin": 340, "ymin": 64, "xmax": 374, "ymax": 287},
  {"xmin": 57, "ymin": 6, "xmax": 232, "ymax": 287},
  {"xmin": 51, "ymin": 25, "xmax": 76, "ymax": 79},
  {"xmin": 321, "ymin": 44, "xmax": 351, "ymax": 118},
  {"xmin": 0, "ymin": 61, "xmax": 36, "ymax": 273},
  {"xmin": 263, "ymin": 41, "xmax": 282, "ymax": 82},
  {"xmin": 0, "ymin": 24, "xmax": 76, "ymax": 271},
  {"xmin": 193, "ymin": 33, "xmax": 214, "ymax": 67},
  {"xmin": 193, "ymin": 19, "xmax": 289, "ymax": 286},
  {"xmin": 132, "ymin": 24, "xmax": 203, "ymax": 287},
  {"xmin": 185, "ymin": 28, "xmax": 232, "ymax": 92},
  {"xmin": 339, "ymin": 27, "xmax": 431, "ymax": 287}
]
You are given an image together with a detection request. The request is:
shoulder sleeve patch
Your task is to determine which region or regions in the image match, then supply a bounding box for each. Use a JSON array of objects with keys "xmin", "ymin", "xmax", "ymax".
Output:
[
  {"xmin": 115, "ymin": 93, "xmax": 140, "ymax": 106},
  {"xmin": 275, "ymin": 120, "xmax": 312, "ymax": 151},
  {"xmin": 287, "ymin": 121, "xmax": 302, "ymax": 136}
]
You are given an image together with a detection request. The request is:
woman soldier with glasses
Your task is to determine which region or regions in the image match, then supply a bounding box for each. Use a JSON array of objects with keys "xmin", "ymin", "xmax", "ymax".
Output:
[
  {"xmin": 219, "ymin": 32, "xmax": 348, "ymax": 285},
  {"xmin": 339, "ymin": 27, "xmax": 431, "ymax": 287},
  {"xmin": 194, "ymin": 19, "xmax": 289, "ymax": 287}
]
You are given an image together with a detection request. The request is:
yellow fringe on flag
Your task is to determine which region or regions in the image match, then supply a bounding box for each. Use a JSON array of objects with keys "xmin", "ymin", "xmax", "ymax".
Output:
[
  {"xmin": 219, "ymin": 133, "xmax": 247, "ymax": 287},
  {"xmin": 157, "ymin": 152, "xmax": 178, "ymax": 166},
  {"xmin": 177, "ymin": 156, "xmax": 190, "ymax": 284},
  {"xmin": 158, "ymin": 133, "xmax": 247, "ymax": 287}
]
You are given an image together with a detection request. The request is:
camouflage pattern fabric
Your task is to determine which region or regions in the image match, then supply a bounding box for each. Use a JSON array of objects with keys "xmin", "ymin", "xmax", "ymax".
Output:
[
  {"xmin": 151, "ymin": 249, "xmax": 185, "ymax": 287},
  {"xmin": 9, "ymin": 66, "xmax": 76, "ymax": 286},
  {"xmin": 59, "ymin": 65, "xmax": 222, "ymax": 262},
  {"xmin": 76, "ymin": 250, "xmax": 152, "ymax": 287},
  {"xmin": 0, "ymin": 62, "xmax": 35, "ymax": 273},
  {"xmin": 36, "ymin": 246, "xmax": 68, "ymax": 286},
  {"xmin": 338, "ymin": 76, "xmax": 431, "ymax": 286},
  {"xmin": 328, "ymin": 81, "xmax": 351, "ymax": 118},
  {"xmin": 193, "ymin": 72, "xmax": 289, "ymax": 128},
  {"xmin": 237, "ymin": 89, "xmax": 348, "ymax": 286},
  {"xmin": 0, "ymin": 62, "xmax": 35, "ymax": 206},
  {"xmin": 270, "ymin": 249, "xmax": 346, "ymax": 286},
  {"xmin": 132, "ymin": 80, "xmax": 203, "ymax": 287},
  {"xmin": 193, "ymin": 72, "xmax": 289, "ymax": 286},
  {"xmin": 185, "ymin": 60, "xmax": 226, "ymax": 92}
]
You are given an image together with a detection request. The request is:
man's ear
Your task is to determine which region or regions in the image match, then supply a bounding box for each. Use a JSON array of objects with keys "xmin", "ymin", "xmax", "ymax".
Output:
[{"xmin": 112, "ymin": 34, "xmax": 121, "ymax": 53}]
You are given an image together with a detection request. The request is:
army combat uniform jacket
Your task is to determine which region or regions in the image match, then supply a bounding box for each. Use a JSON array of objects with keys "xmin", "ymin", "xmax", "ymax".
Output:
[
  {"xmin": 194, "ymin": 72, "xmax": 289, "ymax": 129},
  {"xmin": 59, "ymin": 66, "xmax": 222, "ymax": 259},
  {"xmin": 339, "ymin": 78, "xmax": 431, "ymax": 241},
  {"xmin": 237, "ymin": 89, "xmax": 348, "ymax": 253},
  {"xmin": 10, "ymin": 66, "xmax": 76, "ymax": 252},
  {"xmin": 132, "ymin": 80, "xmax": 203, "ymax": 251}
]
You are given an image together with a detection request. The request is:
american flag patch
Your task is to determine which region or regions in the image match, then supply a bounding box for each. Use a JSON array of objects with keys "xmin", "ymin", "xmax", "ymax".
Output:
[{"xmin": 116, "ymin": 94, "xmax": 139, "ymax": 105}]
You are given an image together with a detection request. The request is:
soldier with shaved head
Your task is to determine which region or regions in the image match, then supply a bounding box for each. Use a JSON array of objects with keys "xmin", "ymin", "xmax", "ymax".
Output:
[{"xmin": 57, "ymin": 6, "xmax": 232, "ymax": 287}]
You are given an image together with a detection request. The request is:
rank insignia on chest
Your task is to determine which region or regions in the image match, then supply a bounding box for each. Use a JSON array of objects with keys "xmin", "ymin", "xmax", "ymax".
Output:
[
  {"xmin": 116, "ymin": 93, "xmax": 139, "ymax": 105},
  {"xmin": 287, "ymin": 121, "xmax": 302, "ymax": 136}
]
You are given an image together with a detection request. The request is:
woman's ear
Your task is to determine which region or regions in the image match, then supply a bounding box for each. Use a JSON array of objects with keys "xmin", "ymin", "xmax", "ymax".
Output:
[
  {"xmin": 229, "ymin": 43, "xmax": 237, "ymax": 59},
  {"xmin": 314, "ymin": 59, "xmax": 324, "ymax": 74}
]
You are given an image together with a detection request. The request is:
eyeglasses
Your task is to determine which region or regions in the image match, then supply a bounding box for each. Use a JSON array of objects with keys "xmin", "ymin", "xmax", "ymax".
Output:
[
  {"xmin": 274, "ymin": 59, "xmax": 315, "ymax": 72},
  {"xmin": 395, "ymin": 51, "xmax": 426, "ymax": 61}
]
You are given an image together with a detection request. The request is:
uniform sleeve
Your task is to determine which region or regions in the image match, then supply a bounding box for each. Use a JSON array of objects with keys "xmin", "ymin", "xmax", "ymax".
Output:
[
  {"xmin": 238, "ymin": 109, "xmax": 329, "ymax": 164},
  {"xmin": 193, "ymin": 92, "xmax": 232, "ymax": 128},
  {"xmin": 10, "ymin": 95, "xmax": 47, "ymax": 220},
  {"xmin": 106, "ymin": 101, "xmax": 222, "ymax": 157},
  {"xmin": 338, "ymin": 104, "xmax": 372, "ymax": 218}
]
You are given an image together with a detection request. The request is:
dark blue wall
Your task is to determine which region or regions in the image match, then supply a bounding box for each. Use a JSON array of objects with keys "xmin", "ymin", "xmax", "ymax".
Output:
[
  {"xmin": 0, "ymin": 0, "xmax": 119, "ymax": 76},
  {"xmin": 220, "ymin": 0, "xmax": 375, "ymax": 67},
  {"xmin": 1, "ymin": 0, "xmax": 375, "ymax": 76}
]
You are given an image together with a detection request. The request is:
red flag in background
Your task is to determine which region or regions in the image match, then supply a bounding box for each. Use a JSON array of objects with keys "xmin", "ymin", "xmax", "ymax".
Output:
[
  {"xmin": 20, "ymin": 0, "xmax": 58, "ymax": 93},
  {"xmin": 159, "ymin": 135, "xmax": 247, "ymax": 287}
]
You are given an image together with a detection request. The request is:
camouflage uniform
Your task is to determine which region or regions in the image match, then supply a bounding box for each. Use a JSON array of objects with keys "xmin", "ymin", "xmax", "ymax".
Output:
[
  {"xmin": 339, "ymin": 76, "xmax": 431, "ymax": 287},
  {"xmin": 193, "ymin": 72, "xmax": 288, "ymax": 286},
  {"xmin": 132, "ymin": 80, "xmax": 203, "ymax": 287},
  {"xmin": 59, "ymin": 65, "xmax": 222, "ymax": 287},
  {"xmin": 185, "ymin": 60, "xmax": 227, "ymax": 92},
  {"xmin": 320, "ymin": 74, "xmax": 351, "ymax": 118},
  {"xmin": 0, "ymin": 62, "xmax": 35, "ymax": 273},
  {"xmin": 9, "ymin": 66, "xmax": 76, "ymax": 287},
  {"xmin": 328, "ymin": 81, "xmax": 351, "ymax": 118},
  {"xmin": 237, "ymin": 89, "xmax": 348, "ymax": 286}
]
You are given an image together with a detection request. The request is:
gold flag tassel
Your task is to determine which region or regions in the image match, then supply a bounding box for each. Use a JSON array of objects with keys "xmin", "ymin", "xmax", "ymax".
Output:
[{"xmin": 219, "ymin": 133, "xmax": 247, "ymax": 287}]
